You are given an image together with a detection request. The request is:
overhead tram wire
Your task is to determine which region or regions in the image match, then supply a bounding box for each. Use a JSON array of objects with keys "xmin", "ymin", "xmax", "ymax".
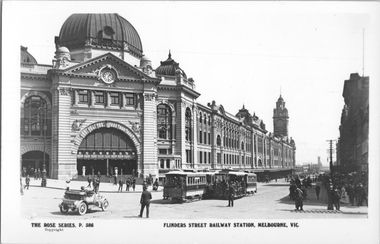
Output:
[{"xmin": 145, "ymin": 49, "xmax": 362, "ymax": 60}]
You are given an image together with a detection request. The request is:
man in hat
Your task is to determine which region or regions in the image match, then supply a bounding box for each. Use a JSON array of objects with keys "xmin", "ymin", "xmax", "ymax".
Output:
[
  {"xmin": 227, "ymin": 182, "xmax": 235, "ymax": 207},
  {"xmin": 139, "ymin": 185, "xmax": 152, "ymax": 218}
]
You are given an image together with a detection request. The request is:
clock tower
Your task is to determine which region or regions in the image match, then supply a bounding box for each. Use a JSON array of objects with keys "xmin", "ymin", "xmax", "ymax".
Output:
[{"xmin": 273, "ymin": 95, "xmax": 289, "ymax": 137}]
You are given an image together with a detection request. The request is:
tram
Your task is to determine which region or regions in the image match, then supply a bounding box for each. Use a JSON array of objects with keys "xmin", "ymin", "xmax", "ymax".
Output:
[
  {"xmin": 208, "ymin": 170, "xmax": 258, "ymax": 199},
  {"xmin": 163, "ymin": 171, "xmax": 208, "ymax": 202},
  {"xmin": 245, "ymin": 172, "xmax": 258, "ymax": 195},
  {"xmin": 212, "ymin": 170, "xmax": 245, "ymax": 198},
  {"xmin": 163, "ymin": 170, "xmax": 258, "ymax": 202}
]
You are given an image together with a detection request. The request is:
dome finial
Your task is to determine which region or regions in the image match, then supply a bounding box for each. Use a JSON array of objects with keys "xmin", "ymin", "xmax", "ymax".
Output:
[
  {"xmin": 168, "ymin": 50, "xmax": 171, "ymax": 59},
  {"xmin": 243, "ymin": 104, "xmax": 245, "ymax": 109}
]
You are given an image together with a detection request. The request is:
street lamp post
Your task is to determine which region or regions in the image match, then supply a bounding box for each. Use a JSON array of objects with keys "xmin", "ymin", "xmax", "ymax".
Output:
[{"xmin": 38, "ymin": 107, "xmax": 47, "ymax": 187}]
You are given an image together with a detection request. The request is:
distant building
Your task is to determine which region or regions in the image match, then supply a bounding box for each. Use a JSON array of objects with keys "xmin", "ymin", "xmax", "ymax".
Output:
[
  {"xmin": 20, "ymin": 13, "xmax": 296, "ymax": 180},
  {"xmin": 317, "ymin": 156, "xmax": 322, "ymax": 167},
  {"xmin": 337, "ymin": 73, "xmax": 369, "ymax": 180}
]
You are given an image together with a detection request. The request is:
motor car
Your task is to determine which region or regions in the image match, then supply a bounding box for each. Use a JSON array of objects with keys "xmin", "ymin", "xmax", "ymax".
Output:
[{"xmin": 58, "ymin": 188, "xmax": 109, "ymax": 215}]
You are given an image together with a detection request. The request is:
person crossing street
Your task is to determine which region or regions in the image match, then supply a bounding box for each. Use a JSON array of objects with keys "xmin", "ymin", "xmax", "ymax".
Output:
[{"xmin": 139, "ymin": 185, "xmax": 152, "ymax": 218}]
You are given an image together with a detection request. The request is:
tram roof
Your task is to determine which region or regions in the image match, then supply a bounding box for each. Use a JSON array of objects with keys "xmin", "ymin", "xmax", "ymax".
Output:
[{"xmin": 165, "ymin": 171, "xmax": 206, "ymax": 177}]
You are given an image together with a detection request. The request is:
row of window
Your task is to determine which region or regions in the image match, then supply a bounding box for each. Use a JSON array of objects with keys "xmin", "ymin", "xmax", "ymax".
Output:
[
  {"xmin": 23, "ymin": 96, "xmax": 50, "ymax": 136},
  {"xmin": 198, "ymin": 131, "xmax": 211, "ymax": 145},
  {"xmin": 198, "ymin": 151, "xmax": 211, "ymax": 164},
  {"xmin": 159, "ymin": 158, "xmax": 181, "ymax": 169},
  {"xmin": 222, "ymin": 154, "xmax": 251, "ymax": 165},
  {"xmin": 198, "ymin": 113, "xmax": 211, "ymax": 126},
  {"xmin": 76, "ymin": 90, "xmax": 135, "ymax": 106},
  {"xmin": 157, "ymin": 104, "xmax": 172, "ymax": 140}
]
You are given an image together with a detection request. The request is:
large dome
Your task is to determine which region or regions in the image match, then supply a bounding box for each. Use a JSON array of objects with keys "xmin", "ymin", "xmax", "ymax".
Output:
[{"xmin": 56, "ymin": 13, "xmax": 143, "ymax": 57}]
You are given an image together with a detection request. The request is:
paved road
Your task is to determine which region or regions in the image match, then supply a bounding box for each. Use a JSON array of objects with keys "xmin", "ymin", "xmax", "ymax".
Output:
[{"xmin": 21, "ymin": 179, "xmax": 367, "ymax": 220}]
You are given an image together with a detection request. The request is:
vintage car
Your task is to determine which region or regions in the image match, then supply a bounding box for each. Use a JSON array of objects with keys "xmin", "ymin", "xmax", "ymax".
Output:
[{"xmin": 58, "ymin": 189, "xmax": 109, "ymax": 215}]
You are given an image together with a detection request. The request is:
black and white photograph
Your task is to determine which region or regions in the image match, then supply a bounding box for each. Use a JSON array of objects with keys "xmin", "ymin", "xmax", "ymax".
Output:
[{"xmin": 2, "ymin": 1, "xmax": 379, "ymax": 244}]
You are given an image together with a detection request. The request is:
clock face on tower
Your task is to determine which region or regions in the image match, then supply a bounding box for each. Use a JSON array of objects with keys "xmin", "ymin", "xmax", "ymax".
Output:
[{"xmin": 100, "ymin": 69, "xmax": 116, "ymax": 84}]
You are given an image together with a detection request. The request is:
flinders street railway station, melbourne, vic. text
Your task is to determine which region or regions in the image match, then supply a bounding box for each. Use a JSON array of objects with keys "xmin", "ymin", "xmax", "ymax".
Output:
[{"xmin": 20, "ymin": 13, "xmax": 296, "ymax": 181}]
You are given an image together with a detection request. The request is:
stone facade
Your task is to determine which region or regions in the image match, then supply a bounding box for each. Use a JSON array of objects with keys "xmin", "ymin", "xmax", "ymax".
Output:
[
  {"xmin": 20, "ymin": 13, "xmax": 296, "ymax": 181},
  {"xmin": 337, "ymin": 73, "xmax": 369, "ymax": 180}
]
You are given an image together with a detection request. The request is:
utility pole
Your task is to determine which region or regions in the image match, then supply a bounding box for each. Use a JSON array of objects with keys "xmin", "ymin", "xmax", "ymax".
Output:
[
  {"xmin": 326, "ymin": 140, "xmax": 336, "ymax": 181},
  {"xmin": 326, "ymin": 139, "xmax": 336, "ymax": 210}
]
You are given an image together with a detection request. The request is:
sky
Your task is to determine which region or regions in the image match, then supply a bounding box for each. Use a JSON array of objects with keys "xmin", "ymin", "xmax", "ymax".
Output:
[{"xmin": 4, "ymin": 1, "xmax": 380, "ymax": 166}]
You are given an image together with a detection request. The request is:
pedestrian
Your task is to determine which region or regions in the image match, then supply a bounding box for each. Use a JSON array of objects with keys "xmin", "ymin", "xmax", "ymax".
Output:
[
  {"xmin": 118, "ymin": 178, "xmax": 124, "ymax": 193},
  {"xmin": 97, "ymin": 171, "xmax": 101, "ymax": 181},
  {"xmin": 132, "ymin": 177, "xmax": 136, "ymax": 191},
  {"xmin": 34, "ymin": 168, "xmax": 38, "ymax": 180},
  {"xmin": 24, "ymin": 175, "xmax": 30, "ymax": 190},
  {"xmin": 139, "ymin": 185, "xmax": 152, "ymax": 218},
  {"xmin": 126, "ymin": 178, "xmax": 130, "ymax": 191},
  {"xmin": 227, "ymin": 182, "xmax": 235, "ymax": 207},
  {"xmin": 94, "ymin": 177, "xmax": 100, "ymax": 194},
  {"xmin": 153, "ymin": 179, "xmax": 159, "ymax": 191},
  {"xmin": 356, "ymin": 184, "xmax": 367, "ymax": 207},
  {"xmin": 221, "ymin": 178, "xmax": 227, "ymax": 197},
  {"xmin": 353, "ymin": 184, "xmax": 359, "ymax": 205},
  {"xmin": 346, "ymin": 184, "xmax": 354, "ymax": 206},
  {"xmin": 294, "ymin": 186, "xmax": 304, "ymax": 211},
  {"xmin": 301, "ymin": 185, "xmax": 307, "ymax": 200},
  {"xmin": 20, "ymin": 178, "xmax": 24, "ymax": 195},
  {"xmin": 66, "ymin": 180, "xmax": 70, "ymax": 191},
  {"xmin": 363, "ymin": 184, "xmax": 368, "ymax": 206},
  {"xmin": 333, "ymin": 186, "xmax": 341, "ymax": 210},
  {"xmin": 93, "ymin": 178, "xmax": 98, "ymax": 193},
  {"xmin": 87, "ymin": 174, "xmax": 92, "ymax": 187},
  {"xmin": 22, "ymin": 167, "xmax": 26, "ymax": 177},
  {"xmin": 315, "ymin": 185, "xmax": 321, "ymax": 200},
  {"xmin": 37, "ymin": 168, "xmax": 41, "ymax": 180}
]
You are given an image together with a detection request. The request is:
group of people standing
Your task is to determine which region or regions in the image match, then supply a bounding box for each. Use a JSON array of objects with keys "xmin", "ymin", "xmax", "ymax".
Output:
[
  {"xmin": 22, "ymin": 167, "xmax": 42, "ymax": 180},
  {"xmin": 288, "ymin": 173, "xmax": 369, "ymax": 212},
  {"xmin": 117, "ymin": 176, "xmax": 137, "ymax": 192},
  {"xmin": 86, "ymin": 173, "xmax": 102, "ymax": 193},
  {"xmin": 322, "ymin": 175, "xmax": 368, "ymax": 209}
]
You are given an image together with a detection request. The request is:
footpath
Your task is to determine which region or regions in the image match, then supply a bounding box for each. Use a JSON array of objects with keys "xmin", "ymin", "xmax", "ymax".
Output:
[
  {"xmin": 261, "ymin": 179, "xmax": 368, "ymax": 215},
  {"xmin": 22, "ymin": 177, "xmax": 159, "ymax": 193}
]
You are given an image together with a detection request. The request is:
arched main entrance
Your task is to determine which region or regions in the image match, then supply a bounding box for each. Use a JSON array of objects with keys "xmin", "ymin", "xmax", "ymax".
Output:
[
  {"xmin": 76, "ymin": 127, "xmax": 137, "ymax": 177},
  {"xmin": 21, "ymin": 151, "xmax": 50, "ymax": 177}
]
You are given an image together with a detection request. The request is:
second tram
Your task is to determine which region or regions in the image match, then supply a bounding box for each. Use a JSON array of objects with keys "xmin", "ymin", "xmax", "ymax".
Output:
[{"xmin": 163, "ymin": 171, "xmax": 208, "ymax": 202}]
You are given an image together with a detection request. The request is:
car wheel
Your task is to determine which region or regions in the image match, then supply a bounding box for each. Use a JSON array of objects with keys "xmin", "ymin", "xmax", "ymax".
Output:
[
  {"xmin": 78, "ymin": 202, "xmax": 87, "ymax": 215},
  {"xmin": 60, "ymin": 204, "xmax": 69, "ymax": 214},
  {"xmin": 101, "ymin": 199, "xmax": 109, "ymax": 211}
]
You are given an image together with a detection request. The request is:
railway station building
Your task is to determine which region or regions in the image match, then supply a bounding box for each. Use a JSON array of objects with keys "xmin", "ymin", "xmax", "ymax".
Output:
[{"xmin": 20, "ymin": 13, "xmax": 296, "ymax": 181}]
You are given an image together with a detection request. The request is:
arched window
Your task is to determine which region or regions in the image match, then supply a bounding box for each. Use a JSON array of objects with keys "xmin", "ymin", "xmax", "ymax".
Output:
[
  {"xmin": 157, "ymin": 104, "xmax": 172, "ymax": 140},
  {"xmin": 241, "ymin": 142, "xmax": 245, "ymax": 150},
  {"xmin": 23, "ymin": 96, "xmax": 47, "ymax": 136},
  {"xmin": 204, "ymin": 116, "xmax": 206, "ymax": 125},
  {"xmin": 199, "ymin": 113, "xmax": 202, "ymax": 123},
  {"xmin": 185, "ymin": 108, "xmax": 192, "ymax": 141},
  {"xmin": 217, "ymin": 135, "xmax": 221, "ymax": 146}
]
